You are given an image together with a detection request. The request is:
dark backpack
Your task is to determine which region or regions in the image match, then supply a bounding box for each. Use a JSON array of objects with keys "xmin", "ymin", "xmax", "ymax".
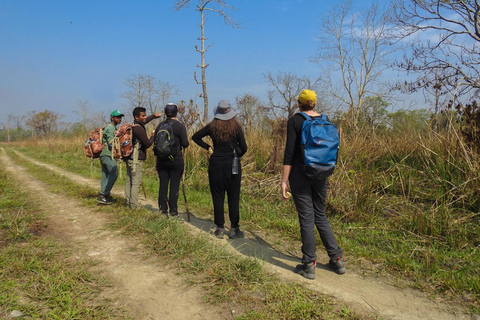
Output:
[
  {"xmin": 298, "ymin": 112, "xmax": 340, "ymax": 180},
  {"xmin": 155, "ymin": 120, "xmax": 177, "ymax": 161}
]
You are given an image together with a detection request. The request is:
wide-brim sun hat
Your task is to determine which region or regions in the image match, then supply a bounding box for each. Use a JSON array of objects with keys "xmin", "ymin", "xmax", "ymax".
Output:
[{"xmin": 214, "ymin": 100, "xmax": 236, "ymax": 120}]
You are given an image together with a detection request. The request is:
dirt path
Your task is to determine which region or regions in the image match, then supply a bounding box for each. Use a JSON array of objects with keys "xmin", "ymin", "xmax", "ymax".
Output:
[
  {"xmin": 1, "ymin": 148, "xmax": 231, "ymax": 320},
  {"xmin": 4, "ymin": 148, "xmax": 470, "ymax": 320}
]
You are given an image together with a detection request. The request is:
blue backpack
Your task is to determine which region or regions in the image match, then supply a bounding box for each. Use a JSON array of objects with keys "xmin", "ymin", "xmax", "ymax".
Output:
[{"xmin": 298, "ymin": 112, "xmax": 340, "ymax": 180}]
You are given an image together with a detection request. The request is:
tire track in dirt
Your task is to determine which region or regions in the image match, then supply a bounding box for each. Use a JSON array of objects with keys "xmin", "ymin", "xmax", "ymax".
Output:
[
  {"xmin": 1, "ymin": 148, "xmax": 231, "ymax": 320},
  {"xmin": 8, "ymin": 149, "xmax": 470, "ymax": 320}
]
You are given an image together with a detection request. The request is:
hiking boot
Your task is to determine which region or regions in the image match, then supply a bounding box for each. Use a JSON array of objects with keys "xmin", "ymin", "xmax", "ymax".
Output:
[
  {"xmin": 228, "ymin": 227, "xmax": 244, "ymax": 239},
  {"xmin": 294, "ymin": 261, "xmax": 316, "ymax": 280},
  {"xmin": 106, "ymin": 196, "xmax": 115, "ymax": 204},
  {"xmin": 159, "ymin": 210, "xmax": 168, "ymax": 218},
  {"xmin": 97, "ymin": 194, "xmax": 113, "ymax": 205},
  {"xmin": 214, "ymin": 227, "xmax": 225, "ymax": 239},
  {"xmin": 328, "ymin": 257, "xmax": 347, "ymax": 274},
  {"xmin": 170, "ymin": 211, "xmax": 179, "ymax": 217}
]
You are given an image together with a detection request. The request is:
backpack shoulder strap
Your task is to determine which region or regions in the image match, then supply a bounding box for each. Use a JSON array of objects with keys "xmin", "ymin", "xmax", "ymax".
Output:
[{"xmin": 297, "ymin": 112, "xmax": 311, "ymax": 121}]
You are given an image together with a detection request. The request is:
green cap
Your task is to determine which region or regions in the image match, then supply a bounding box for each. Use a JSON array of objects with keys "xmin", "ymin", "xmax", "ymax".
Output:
[{"xmin": 110, "ymin": 110, "xmax": 124, "ymax": 117}]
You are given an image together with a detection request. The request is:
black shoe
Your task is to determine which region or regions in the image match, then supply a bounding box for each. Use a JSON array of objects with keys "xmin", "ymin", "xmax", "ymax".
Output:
[
  {"xmin": 160, "ymin": 210, "xmax": 169, "ymax": 218},
  {"xmin": 106, "ymin": 196, "xmax": 115, "ymax": 204},
  {"xmin": 328, "ymin": 257, "xmax": 346, "ymax": 274},
  {"xmin": 295, "ymin": 261, "xmax": 316, "ymax": 280},
  {"xmin": 170, "ymin": 211, "xmax": 178, "ymax": 217},
  {"xmin": 97, "ymin": 194, "xmax": 113, "ymax": 205},
  {"xmin": 214, "ymin": 227, "xmax": 225, "ymax": 239},
  {"xmin": 228, "ymin": 227, "xmax": 244, "ymax": 239}
]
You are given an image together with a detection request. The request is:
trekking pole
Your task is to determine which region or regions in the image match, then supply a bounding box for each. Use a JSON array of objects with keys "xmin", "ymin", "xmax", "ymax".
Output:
[
  {"xmin": 181, "ymin": 174, "xmax": 190, "ymax": 222},
  {"xmin": 141, "ymin": 181, "xmax": 147, "ymax": 199},
  {"xmin": 181, "ymin": 149, "xmax": 191, "ymax": 222}
]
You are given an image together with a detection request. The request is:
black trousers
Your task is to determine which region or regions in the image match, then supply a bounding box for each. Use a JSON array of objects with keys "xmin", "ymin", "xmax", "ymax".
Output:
[
  {"xmin": 208, "ymin": 157, "xmax": 241, "ymax": 228},
  {"xmin": 157, "ymin": 157, "xmax": 184, "ymax": 214}
]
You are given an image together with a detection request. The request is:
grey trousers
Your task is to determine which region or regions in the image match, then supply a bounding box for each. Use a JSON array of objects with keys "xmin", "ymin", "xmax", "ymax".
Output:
[
  {"xmin": 289, "ymin": 164, "xmax": 343, "ymax": 264},
  {"xmin": 125, "ymin": 159, "xmax": 145, "ymax": 209},
  {"xmin": 100, "ymin": 156, "xmax": 118, "ymax": 197}
]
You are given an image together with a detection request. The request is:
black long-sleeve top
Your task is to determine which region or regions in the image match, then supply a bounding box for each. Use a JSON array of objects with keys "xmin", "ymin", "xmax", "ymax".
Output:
[
  {"xmin": 153, "ymin": 119, "xmax": 189, "ymax": 159},
  {"xmin": 131, "ymin": 114, "xmax": 157, "ymax": 160},
  {"xmin": 283, "ymin": 113, "xmax": 323, "ymax": 166},
  {"xmin": 192, "ymin": 124, "xmax": 248, "ymax": 160}
]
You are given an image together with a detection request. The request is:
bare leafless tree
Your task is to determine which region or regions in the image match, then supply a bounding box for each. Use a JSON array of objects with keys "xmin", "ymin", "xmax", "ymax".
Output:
[
  {"xmin": 177, "ymin": 99, "xmax": 202, "ymax": 133},
  {"xmin": 73, "ymin": 100, "xmax": 110, "ymax": 132},
  {"xmin": 7, "ymin": 114, "xmax": 25, "ymax": 129},
  {"xmin": 264, "ymin": 72, "xmax": 320, "ymax": 119},
  {"xmin": 121, "ymin": 74, "xmax": 150, "ymax": 111},
  {"xmin": 314, "ymin": 1, "xmax": 401, "ymax": 128},
  {"xmin": 174, "ymin": 0, "xmax": 240, "ymax": 123},
  {"xmin": 393, "ymin": 0, "xmax": 480, "ymax": 99},
  {"xmin": 121, "ymin": 74, "xmax": 178, "ymax": 117},
  {"xmin": 73, "ymin": 100, "xmax": 91, "ymax": 134},
  {"xmin": 159, "ymin": 81, "xmax": 180, "ymax": 107},
  {"xmin": 235, "ymin": 93, "xmax": 268, "ymax": 131}
]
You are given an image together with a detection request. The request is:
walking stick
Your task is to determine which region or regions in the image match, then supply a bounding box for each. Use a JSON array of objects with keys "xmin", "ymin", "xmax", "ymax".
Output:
[
  {"xmin": 141, "ymin": 181, "xmax": 147, "ymax": 199},
  {"xmin": 181, "ymin": 174, "xmax": 190, "ymax": 222},
  {"xmin": 181, "ymin": 149, "xmax": 191, "ymax": 222}
]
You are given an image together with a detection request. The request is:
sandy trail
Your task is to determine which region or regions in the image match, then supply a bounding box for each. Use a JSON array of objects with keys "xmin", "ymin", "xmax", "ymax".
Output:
[
  {"xmin": 5, "ymin": 148, "xmax": 469, "ymax": 320},
  {"xmin": 1, "ymin": 148, "xmax": 230, "ymax": 320}
]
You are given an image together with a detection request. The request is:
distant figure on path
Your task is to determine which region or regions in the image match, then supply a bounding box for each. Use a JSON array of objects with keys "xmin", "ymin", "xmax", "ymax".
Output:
[
  {"xmin": 192, "ymin": 100, "xmax": 248, "ymax": 239},
  {"xmin": 154, "ymin": 103, "xmax": 189, "ymax": 217},
  {"xmin": 124, "ymin": 107, "xmax": 161, "ymax": 210},
  {"xmin": 281, "ymin": 89, "xmax": 346, "ymax": 280},
  {"xmin": 98, "ymin": 110, "xmax": 124, "ymax": 205}
]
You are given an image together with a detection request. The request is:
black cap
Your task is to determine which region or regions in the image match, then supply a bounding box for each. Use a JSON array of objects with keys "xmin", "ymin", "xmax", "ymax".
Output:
[{"xmin": 165, "ymin": 103, "xmax": 178, "ymax": 117}]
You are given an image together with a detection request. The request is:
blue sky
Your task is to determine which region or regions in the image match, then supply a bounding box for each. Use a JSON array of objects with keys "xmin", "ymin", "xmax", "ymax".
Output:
[{"xmin": 1, "ymin": 0, "xmax": 377, "ymax": 124}]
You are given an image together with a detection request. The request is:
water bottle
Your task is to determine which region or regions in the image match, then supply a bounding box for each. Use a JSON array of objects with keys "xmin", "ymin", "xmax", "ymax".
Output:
[{"xmin": 232, "ymin": 150, "xmax": 239, "ymax": 175}]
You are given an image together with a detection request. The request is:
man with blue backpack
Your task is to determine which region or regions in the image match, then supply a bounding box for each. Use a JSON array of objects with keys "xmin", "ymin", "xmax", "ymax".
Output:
[{"xmin": 281, "ymin": 89, "xmax": 346, "ymax": 280}]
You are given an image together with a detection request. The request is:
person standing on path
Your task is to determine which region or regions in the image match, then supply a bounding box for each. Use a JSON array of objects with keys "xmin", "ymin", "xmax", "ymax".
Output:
[
  {"xmin": 124, "ymin": 107, "xmax": 161, "ymax": 210},
  {"xmin": 98, "ymin": 110, "xmax": 124, "ymax": 205},
  {"xmin": 192, "ymin": 100, "xmax": 248, "ymax": 239},
  {"xmin": 154, "ymin": 103, "xmax": 189, "ymax": 217},
  {"xmin": 281, "ymin": 89, "xmax": 346, "ymax": 280}
]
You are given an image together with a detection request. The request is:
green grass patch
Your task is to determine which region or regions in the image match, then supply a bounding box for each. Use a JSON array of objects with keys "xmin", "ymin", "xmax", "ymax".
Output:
[
  {"xmin": 0, "ymin": 166, "xmax": 129, "ymax": 319},
  {"xmin": 5, "ymin": 129, "xmax": 480, "ymax": 314},
  {"xmin": 4, "ymin": 147, "xmax": 369, "ymax": 319}
]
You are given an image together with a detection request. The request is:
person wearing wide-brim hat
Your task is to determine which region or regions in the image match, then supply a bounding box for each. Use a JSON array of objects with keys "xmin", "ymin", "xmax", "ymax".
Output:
[
  {"xmin": 192, "ymin": 100, "xmax": 248, "ymax": 239},
  {"xmin": 98, "ymin": 109, "xmax": 124, "ymax": 205}
]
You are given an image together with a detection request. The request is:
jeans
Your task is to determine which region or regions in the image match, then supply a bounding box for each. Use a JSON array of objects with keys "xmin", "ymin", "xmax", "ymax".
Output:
[
  {"xmin": 125, "ymin": 159, "xmax": 145, "ymax": 209},
  {"xmin": 289, "ymin": 164, "xmax": 343, "ymax": 263},
  {"xmin": 100, "ymin": 156, "xmax": 118, "ymax": 197}
]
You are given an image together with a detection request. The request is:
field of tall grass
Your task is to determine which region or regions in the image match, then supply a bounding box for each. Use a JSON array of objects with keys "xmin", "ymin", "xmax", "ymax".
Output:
[{"xmin": 4, "ymin": 116, "xmax": 480, "ymax": 313}]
